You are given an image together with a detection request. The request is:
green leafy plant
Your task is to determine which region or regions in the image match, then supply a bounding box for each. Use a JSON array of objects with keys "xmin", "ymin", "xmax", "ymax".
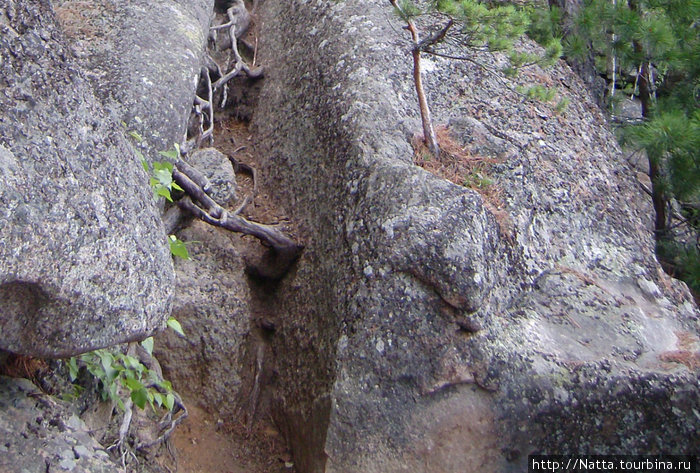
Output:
[
  {"xmin": 69, "ymin": 342, "xmax": 173, "ymax": 411},
  {"xmin": 140, "ymin": 143, "xmax": 196, "ymax": 260},
  {"xmin": 67, "ymin": 319, "xmax": 186, "ymax": 412},
  {"xmin": 142, "ymin": 159, "xmax": 183, "ymax": 203},
  {"xmin": 168, "ymin": 235, "xmax": 191, "ymax": 260},
  {"xmin": 166, "ymin": 316, "xmax": 186, "ymax": 337},
  {"xmin": 517, "ymin": 84, "xmax": 557, "ymax": 101}
]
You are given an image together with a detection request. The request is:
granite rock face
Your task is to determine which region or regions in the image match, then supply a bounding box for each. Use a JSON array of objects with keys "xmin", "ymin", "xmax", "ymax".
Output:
[
  {"xmin": 0, "ymin": 376, "xmax": 122, "ymax": 473},
  {"xmin": 0, "ymin": 0, "xmax": 174, "ymax": 357},
  {"xmin": 155, "ymin": 220, "xmax": 252, "ymax": 418},
  {"xmin": 252, "ymin": 0, "xmax": 700, "ymax": 471},
  {"xmin": 53, "ymin": 0, "xmax": 214, "ymax": 162}
]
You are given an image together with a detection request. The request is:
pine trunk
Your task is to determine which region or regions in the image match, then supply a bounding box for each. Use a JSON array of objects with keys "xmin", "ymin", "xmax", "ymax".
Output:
[{"xmin": 412, "ymin": 47, "xmax": 440, "ymax": 158}]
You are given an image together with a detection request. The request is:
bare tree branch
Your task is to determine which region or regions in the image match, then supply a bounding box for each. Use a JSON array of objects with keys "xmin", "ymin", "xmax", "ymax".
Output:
[
  {"xmin": 418, "ymin": 19, "xmax": 453, "ymax": 50},
  {"xmin": 173, "ymin": 168, "xmax": 303, "ymax": 273}
]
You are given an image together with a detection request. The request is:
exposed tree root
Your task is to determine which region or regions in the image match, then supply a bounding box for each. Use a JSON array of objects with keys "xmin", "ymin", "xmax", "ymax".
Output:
[
  {"xmin": 170, "ymin": 1, "xmax": 302, "ymax": 277},
  {"xmin": 174, "ymin": 166, "xmax": 303, "ymax": 276},
  {"xmin": 135, "ymin": 386, "xmax": 188, "ymax": 452}
]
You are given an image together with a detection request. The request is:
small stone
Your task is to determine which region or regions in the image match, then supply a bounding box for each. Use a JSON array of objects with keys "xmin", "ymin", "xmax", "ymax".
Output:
[
  {"xmin": 66, "ymin": 415, "xmax": 83, "ymax": 431},
  {"xmin": 187, "ymin": 148, "xmax": 237, "ymax": 205},
  {"xmin": 59, "ymin": 449, "xmax": 74, "ymax": 460},
  {"xmin": 73, "ymin": 445, "xmax": 90, "ymax": 459},
  {"xmin": 375, "ymin": 339, "xmax": 385, "ymax": 354},
  {"xmin": 58, "ymin": 458, "xmax": 76, "ymax": 471}
]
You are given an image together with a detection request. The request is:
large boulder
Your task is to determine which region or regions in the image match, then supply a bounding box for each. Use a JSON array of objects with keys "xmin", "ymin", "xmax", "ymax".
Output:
[
  {"xmin": 0, "ymin": 0, "xmax": 174, "ymax": 357},
  {"xmin": 53, "ymin": 0, "xmax": 214, "ymax": 161},
  {"xmin": 252, "ymin": 0, "xmax": 700, "ymax": 472},
  {"xmin": 0, "ymin": 0, "xmax": 214, "ymax": 357}
]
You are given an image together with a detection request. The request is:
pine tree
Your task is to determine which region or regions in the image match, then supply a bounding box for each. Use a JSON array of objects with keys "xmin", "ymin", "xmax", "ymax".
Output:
[
  {"xmin": 569, "ymin": 0, "xmax": 700, "ymax": 291},
  {"xmin": 390, "ymin": 0, "xmax": 562, "ymax": 157}
]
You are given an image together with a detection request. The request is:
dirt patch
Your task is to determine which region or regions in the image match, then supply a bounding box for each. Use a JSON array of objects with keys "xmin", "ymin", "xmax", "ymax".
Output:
[
  {"xmin": 172, "ymin": 401, "xmax": 293, "ymax": 473},
  {"xmin": 170, "ymin": 113, "xmax": 299, "ymax": 473},
  {"xmin": 213, "ymin": 118, "xmax": 295, "ymax": 231},
  {"xmin": 413, "ymin": 126, "xmax": 513, "ymax": 237}
]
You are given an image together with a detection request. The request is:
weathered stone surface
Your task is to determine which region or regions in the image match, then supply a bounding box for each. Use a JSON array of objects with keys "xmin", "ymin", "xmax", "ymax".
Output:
[
  {"xmin": 0, "ymin": 0, "xmax": 174, "ymax": 357},
  {"xmin": 0, "ymin": 376, "xmax": 122, "ymax": 473},
  {"xmin": 155, "ymin": 220, "xmax": 252, "ymax": 418},
  {"xmin": 53, "ymin": 0, "xmax": 214, "ymax": 162},
  {"xmin": 187, "ymin": 147, "xmax": 237, "ymax": 205},
  {"xmin": 252, "ymin": 0, "xmax": 700, "ymax": 471}
]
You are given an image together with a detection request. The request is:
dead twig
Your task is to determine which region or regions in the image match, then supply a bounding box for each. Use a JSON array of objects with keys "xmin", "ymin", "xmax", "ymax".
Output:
[
  {"xmin": 197, "ymin": 67, "xmax": 214, "ymax": 147},
  {"xmin": 211, "ymin": 18, "xmax": 263, "ymax": 94}
]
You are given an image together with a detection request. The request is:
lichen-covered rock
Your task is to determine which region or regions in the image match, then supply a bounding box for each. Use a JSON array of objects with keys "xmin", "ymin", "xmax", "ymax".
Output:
[
  {"xmin": 0, "ymin": 376, "xmax": 122, "ymax": 473},
  {"xmin": 252, "ymin": 0, "xmax": 700, "ymax": 471},
  {"xmin": 53, "ymin": 0, "xmax": 214, "ymax": 162},
  {"xmin": 0, "ymin": 0, "xmax": 174, "ymax": 357}
]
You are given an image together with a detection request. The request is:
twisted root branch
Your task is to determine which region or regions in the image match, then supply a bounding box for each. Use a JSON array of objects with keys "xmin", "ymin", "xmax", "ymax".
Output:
[{"xmin": 173, "ymin": 166, "xmax": 303, "ymax": 275}]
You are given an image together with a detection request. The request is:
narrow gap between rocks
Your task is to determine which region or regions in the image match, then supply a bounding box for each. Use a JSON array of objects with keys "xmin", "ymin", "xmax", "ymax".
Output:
[
  {"xmin": 161, "ymin": 2, "xmax": 302, "ymax": 470},
  {"xmin": 168, "ymin": 115, "xmax": 299, "ymax": 473}
]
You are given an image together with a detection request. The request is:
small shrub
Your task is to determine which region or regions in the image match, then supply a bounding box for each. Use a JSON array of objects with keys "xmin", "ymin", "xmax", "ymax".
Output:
[{"xmin": 67, "ymin": 318, "xmax": 186, "ymax": 412}]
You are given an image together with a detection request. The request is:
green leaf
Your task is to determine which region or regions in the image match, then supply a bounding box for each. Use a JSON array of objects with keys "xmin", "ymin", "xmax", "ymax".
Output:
[
  {"xmin": 109, "ymin": 380, "xmax": 119, "ymax": 402},
  {"xmin": 124, "ymin": 377, "xmax": 145, "ymax": 393},
  {"xmin": 153, "ymin": 392, "xmax": 164, "ymax": 408},
  {"xmin": 158, "ymin": 149, "xmax": 179, "ymax": 160},
  {"xmin": 87, "ymin": 365, "xmax": 106, "ymax": 381},
  {"xmin": 99, "ymin": 351, "xmax": 114, "ymax": 373},
  {"xmin": 68, "ymin": 357, "xmax": 79, "ymax": 382},
  {"xmin": 155, "ymin": 161, "xmax": 174, "ymax": 172},
  {"xmin": 164, "ymin": 393, "xmax": 175, "ymax": 411},
  {"xmin": 141, "ymin": 159, "xmax": 149, "ymax": 172},
  {"xmin": 124, "ymin": 355, "xmax": 142, "ymax": 371},
  {"xmin": 158, "ymin": 379, "xmax": 173, "ymax": 392},
  {"xmin": 167, "ymin": 317, "xmax": 186, "ymax": 337},
  {"xmin": 131, "ymin": 388, "xmax": 149, "ymax": 409},
  {"xmin": 128, "ymin": 131, "xmax": 144, "ymax": 142},
  {"xmin": 156, "ymin": 187, "xmax": 173, "ymax": 202},
  {"xmin": 141, "ymin": 337, "xmax": 154, "ymax": 356},
  {"xmin": 154, "ymin": 168, "xmax": 174, "ymax": 186},
  {"xmin": 168, "ymin": 235, "xmax": 190, "ymax": 260}
]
